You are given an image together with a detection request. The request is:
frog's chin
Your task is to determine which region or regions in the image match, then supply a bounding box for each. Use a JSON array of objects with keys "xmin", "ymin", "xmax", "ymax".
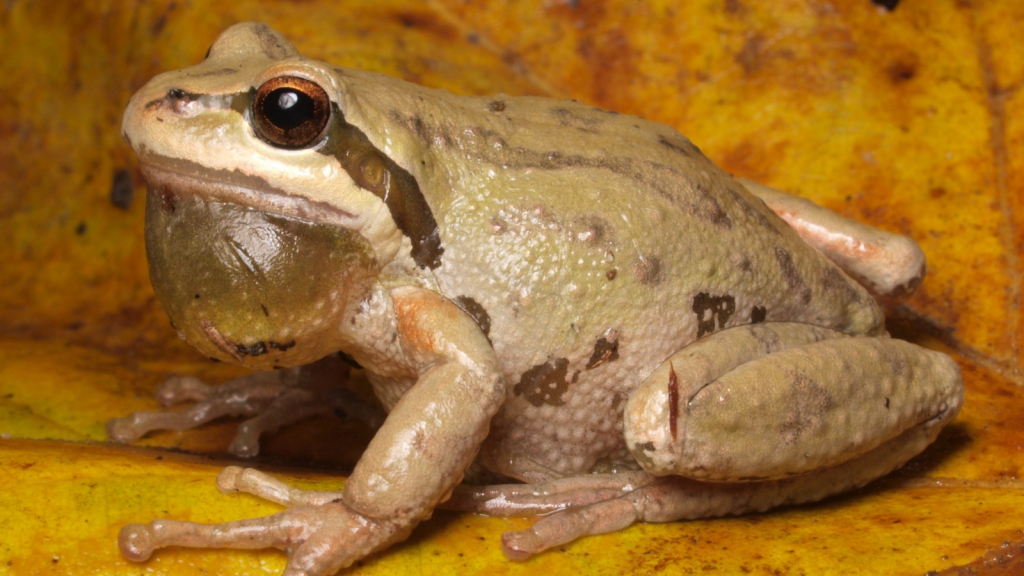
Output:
[{"xmin": 141, "ymin": 161, "xmax": 378, "ymax": 371}]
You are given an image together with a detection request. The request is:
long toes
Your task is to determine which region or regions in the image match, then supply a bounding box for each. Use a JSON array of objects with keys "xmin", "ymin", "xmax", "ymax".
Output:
[{"xmin": 501, "ymin": 529, "xmax": 545, "ymax": 561}]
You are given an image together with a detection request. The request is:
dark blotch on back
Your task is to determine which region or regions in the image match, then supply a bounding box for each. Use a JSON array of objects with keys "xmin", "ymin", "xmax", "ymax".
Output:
[
  {"xmin": 774, "ymin": 247, "xmax": 812, "ymax": 304},
  {"xmin": 693, "ymin": 292, "xmax": 736, "ymax": 338},
  {"xmin": 821, "ymin": 265, "xmax": 864, "ymax": 303},
  {"xmin": 586, "ymin": 337, "xmax": 620, "ymax": 369},
  {"xmin": 751, "ymin": 305, "xmax": 767, "ymax": 323},
  {"xmin": 321, "ymin": 104, "xmax": 444, "ymax": 269},
  {"xmin": 514, "ymin": 358, "xmax": 571, "ymax": 407},
  {"xmin": 486, "ymin": 100, "xmax": 506, "ymax": 112},
  {"xmin": 453, "ymin": 296, "xmax": 491, "ymax": 336}
]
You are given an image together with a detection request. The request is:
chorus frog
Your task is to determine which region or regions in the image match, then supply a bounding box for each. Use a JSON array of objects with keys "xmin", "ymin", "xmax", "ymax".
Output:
[{"xmin": 113, "ymin": 22, "xmax": 963, "ymax": 574}]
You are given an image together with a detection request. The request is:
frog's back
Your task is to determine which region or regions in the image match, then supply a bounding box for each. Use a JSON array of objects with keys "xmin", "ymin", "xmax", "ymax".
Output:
[{"xmin": 343, "ymin": 71, "xmax": 884, "ymax": 477}]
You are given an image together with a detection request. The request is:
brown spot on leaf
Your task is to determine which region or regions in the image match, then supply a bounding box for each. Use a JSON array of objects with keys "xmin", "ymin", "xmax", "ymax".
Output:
[
  {"xmin": 693, "ymin": 293, "xmax": 736, "ymax": 338},
  {"xmin": 736, "ymin": 33, "xmax": 766, "ymax": 75},
  {"xmin": 109, "ymin": 169, "xmax": 134, "ymax": 210},
  {"xmin": 586, "ymin": 336, "xmax": 620, "ymax": 369},
  {"xmin": 393, "ymin": 9, "xmax": 458, "ymax": 40},
  {"xmin": 887, "ymin": 58, "xmax": 918, "ymax": 84},
  {"xmin": 725, "ymin": 0, "xmax": 747, "ymax": 15},
  {"xmin": 514, "ymin": 358, "xmax": 571, "ymax": 407}
]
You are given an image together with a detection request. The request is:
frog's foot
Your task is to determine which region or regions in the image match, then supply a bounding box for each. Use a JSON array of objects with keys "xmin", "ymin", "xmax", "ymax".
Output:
[
  {"xmin": 739, "ymin": 178, "xmax": 926, "ymax": 308},
  {"xmin": 107, "ymin": 363, "xmax": 383, "ymax": 457},
  {"xmin": 119, "ymin": 472, "xmax": 405, "ymax": 576}
]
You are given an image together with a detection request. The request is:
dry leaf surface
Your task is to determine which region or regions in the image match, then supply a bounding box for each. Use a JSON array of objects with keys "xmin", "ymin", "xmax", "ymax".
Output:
[{"xmin": 1, "ymin": 1, "xmax": 1022, "ymax": 574}]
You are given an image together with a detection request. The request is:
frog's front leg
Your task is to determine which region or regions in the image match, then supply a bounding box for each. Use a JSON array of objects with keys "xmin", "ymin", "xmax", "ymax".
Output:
[
  {"xmin": 739, "ymin": 179, "xmax": 926, "ymax": 308},
  {"xmin": 446, "ymin": 323, "xmax": 963, "ymax": 560},
  {"xmin": 107, "ymin": 357, "xmax": 383, "ymax": 457},
  {"xmin": 118, "ymin": 286, "xmax": 505, "ymax": 575}
]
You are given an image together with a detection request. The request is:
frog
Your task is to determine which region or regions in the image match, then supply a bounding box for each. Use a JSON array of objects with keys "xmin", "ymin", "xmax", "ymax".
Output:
[{"xmin": 113, "ymin": 22, "xmax": 963, "ymax": 576}]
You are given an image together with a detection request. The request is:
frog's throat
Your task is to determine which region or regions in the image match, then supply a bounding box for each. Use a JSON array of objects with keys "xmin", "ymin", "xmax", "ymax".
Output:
[{"xmin": 138, "ymin": 161, "xmax": 358, "ymax": 228}]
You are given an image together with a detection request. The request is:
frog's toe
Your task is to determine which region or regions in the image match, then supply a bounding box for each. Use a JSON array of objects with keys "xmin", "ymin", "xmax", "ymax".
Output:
[
  {"xmin": 155, "ymin": 375, "xmax": 212, "ymax": 406},
  {"xmin": 501, "ymin": 497, "xmax": 639, "ymax": 560},
  {"xmin": 216, "ymin": 466, "xmax": 345, "ymax": 507},
  {"xmin": 119, "ymin": 502, "xmax": 399, "ymax": 576},
  {"xmin": 118, "ymin": 523, "xmax": 156, "ymax": 561},
  {"xmin": 500, "ymin": 530, "xmax": 544, "ymax": 561}
]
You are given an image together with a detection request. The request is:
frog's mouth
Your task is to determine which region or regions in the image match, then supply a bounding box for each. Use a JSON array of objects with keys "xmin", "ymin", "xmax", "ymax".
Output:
[
  {"xmin": 140, "ymin": 162, "xmax": 377, "ymax": 370},
  {"xmin": 138, "ymin": 161, "xmax": 359, "ymax": 228}
]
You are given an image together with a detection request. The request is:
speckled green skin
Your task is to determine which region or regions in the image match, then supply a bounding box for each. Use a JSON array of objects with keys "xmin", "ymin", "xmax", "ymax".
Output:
[{"xmin": 337, "ymin": 69, "xmax": 885, "ymax": 479}]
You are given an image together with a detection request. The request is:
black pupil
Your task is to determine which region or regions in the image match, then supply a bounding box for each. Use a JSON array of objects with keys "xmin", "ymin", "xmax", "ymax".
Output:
[{"xmin": 263, "ymin": 87, "xmax": 315, "ymax": 130}]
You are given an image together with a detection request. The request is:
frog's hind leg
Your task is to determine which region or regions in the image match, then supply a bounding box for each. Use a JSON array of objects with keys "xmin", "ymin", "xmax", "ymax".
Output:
[
  {"xmin": 625, "ymin": 323, "xmax": 962, "ymax": 482},
  {"xmin": 447, "ymin": 322, "xmax": 962, "ymax": 560},
  {"xmin": 739, "ymin": 178, "xmax": 926, "ymax": 308},
  {"xmin": 445, "ymin": 417, "xmax": 946, "ymax": 560}
]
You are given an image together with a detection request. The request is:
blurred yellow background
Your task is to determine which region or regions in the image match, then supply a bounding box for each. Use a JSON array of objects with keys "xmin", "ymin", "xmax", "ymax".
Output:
[{"xmin": 1, "ymin": 1, "xmax": 1023, "ymax": 574}]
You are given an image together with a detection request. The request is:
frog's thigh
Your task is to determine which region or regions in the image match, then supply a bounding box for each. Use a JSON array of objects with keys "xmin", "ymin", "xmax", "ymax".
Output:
[
  {"xmin": 739, "ymin": 178, "xmax": 926, "ymax": 307},
  {"xmin": 625, "ymin": 323, "xmax": 964, "ymax": 481}
]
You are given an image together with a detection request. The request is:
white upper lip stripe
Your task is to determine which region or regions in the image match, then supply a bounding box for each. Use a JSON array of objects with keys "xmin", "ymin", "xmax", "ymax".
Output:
[{"xmin": 139, "ymin": 161, "xmax": 358, "ymax": 226}]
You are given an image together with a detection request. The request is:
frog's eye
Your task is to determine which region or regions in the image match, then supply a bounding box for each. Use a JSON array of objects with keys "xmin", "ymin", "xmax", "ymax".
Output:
[{"xmin": 253, "ymin": 76, "xmax": 330, "ymax": 149}]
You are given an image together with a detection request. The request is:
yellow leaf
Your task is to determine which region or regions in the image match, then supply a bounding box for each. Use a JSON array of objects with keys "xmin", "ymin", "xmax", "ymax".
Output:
[{"xmin": 2, "ymin": 1, "xmax": 1022, "ymax": 574}]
